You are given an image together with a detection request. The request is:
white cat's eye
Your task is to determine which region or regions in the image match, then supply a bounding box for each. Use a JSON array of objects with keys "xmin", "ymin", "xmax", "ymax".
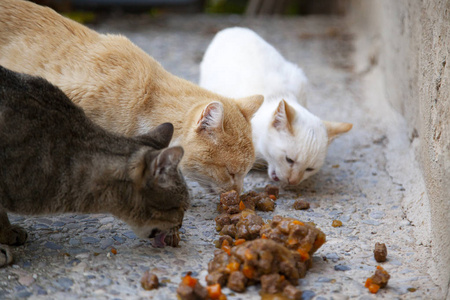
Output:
[
  {"xmin": 306, "ymin": 168, "xmax": 315, "ymax": 172},
  {"xmin": 285, "ymin": 156, "xmax": 295, "ymax": 165}
]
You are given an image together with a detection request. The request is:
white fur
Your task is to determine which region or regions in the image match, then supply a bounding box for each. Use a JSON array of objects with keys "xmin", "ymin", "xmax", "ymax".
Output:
[{"xmin": 199, "ymin": 27, "xmax": 329, "ymax": 185}]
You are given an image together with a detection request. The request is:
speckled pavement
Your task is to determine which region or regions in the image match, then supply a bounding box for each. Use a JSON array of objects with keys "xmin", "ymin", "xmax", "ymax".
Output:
[{"xmin": 0, "ymin": 14, "xmax": 442, "ymax": 299}]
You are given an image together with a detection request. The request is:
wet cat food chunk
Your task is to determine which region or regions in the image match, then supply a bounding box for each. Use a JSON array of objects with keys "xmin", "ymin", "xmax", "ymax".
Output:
[
  {"xmin": 177, "ymin": 272, "xmax": 227, "ymax": 300},
  {"xmin": 365, "ymin": 266, "xmax": 391, "ymax": 294},
  {"xmin": 215, "ymin": 214, "xmax": 232, "ymax": 231},
  {"xmin": 264, "ymin": 184, "xmax": 279, "ymax": 199},
  {"xmin": 215, "ymin": 235, "xmax": 234, "ymax": 249},
  {"xmin": 293, "ymin": 200, "xmax": 310, "ymax": 210},
  {"xmin": 260, "ymin": 215, "xmax": 326, "ymax": 266},
  {"xmin": 255, "ymin": 196, "xmax": 276, "ymax": 212},
  {"xmin": 140, "ymin": 271, "xmax": 159, "ymax": 290},
  {"xmin": 219, "ymin": 190, "xmax": 241, "ymax": 214},
  {"xmin": 216, "ymin": 209, "xmax": 264, "ymax": 241},
  {"xmin": 207, "ymin": 239, "xmax": 302, "ymax": 294},
  {"xmin": 164, "ymin": 230, "xmax": 181, "ymax": 247},
  {"xmin": 373, "ymin": 242, "xmax": 387, "ymax": 262}
]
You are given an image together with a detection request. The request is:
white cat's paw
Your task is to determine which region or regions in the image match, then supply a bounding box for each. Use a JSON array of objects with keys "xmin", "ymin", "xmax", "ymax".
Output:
[{"xmin": 0, "ymin": 245, "xmax": 13, "ymax": 267}]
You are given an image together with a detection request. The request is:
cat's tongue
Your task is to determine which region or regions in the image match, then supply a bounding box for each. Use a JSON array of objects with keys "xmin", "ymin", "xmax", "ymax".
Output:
[{"xmin": 152, "ymin": 232, "xmax": 167, "ymax": 248}]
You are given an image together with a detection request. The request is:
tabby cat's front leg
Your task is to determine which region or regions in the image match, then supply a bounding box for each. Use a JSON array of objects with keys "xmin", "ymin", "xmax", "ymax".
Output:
[{"xmin": 0, "ymin": 210, "xmax": 28, "ymax": 267}]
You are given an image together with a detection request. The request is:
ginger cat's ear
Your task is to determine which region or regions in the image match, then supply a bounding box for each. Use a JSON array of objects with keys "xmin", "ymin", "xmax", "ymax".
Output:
[
  {"xmin": 135, "ymin": 122, "xmax": 174, "ymax": 149},
  {"xmin": 323, "ymin": 121, "xmax": 353, "ymax": 143},
  {"xmin": 234, "ymin": 95, "xmax": 264, "ymax": 121},
  {"xmin": 197, "ymin": 101, "xmax": 224, "ymax": 132},
  {"xmin": 272, "ymin": 99, "xmax": 296, "ymax": 134}
]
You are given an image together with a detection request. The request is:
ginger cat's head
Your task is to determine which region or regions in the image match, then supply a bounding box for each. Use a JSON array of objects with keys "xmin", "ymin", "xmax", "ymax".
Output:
[
  {"xmin": 257, "ymin": 99, "xmax": 352, "ymax": 185},
  {"xmin": 180, "ymin": 95, "xmax": 264, "ymax": 194}
]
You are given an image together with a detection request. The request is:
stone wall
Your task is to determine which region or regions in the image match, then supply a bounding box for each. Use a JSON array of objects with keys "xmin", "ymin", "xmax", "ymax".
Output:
[{"xmin": 349, "ymin": 0, "xmax": 450, "ymax": 296}]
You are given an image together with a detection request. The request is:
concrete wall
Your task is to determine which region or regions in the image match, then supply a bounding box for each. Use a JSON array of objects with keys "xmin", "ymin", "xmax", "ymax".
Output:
[{"xmin": 349, "ymin": 0, "xmax": 450, "ymax": 297}]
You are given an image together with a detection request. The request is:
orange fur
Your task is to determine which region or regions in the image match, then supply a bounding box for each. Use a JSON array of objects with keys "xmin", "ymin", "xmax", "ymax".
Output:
[{"xmin": 0, "ymin": 0, "xmax": 263, "ymax": 193}]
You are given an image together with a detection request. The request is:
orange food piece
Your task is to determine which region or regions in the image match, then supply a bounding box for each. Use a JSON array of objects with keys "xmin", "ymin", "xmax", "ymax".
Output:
[
  {"xmin": 234, "ymin": 239, "xmax": 246, "ymax": 246},
  {"xmin": 207, "ymin": 283, "xmax": 223, "ymax": 299},
  {"xmin": 332, "ymin": 220, "xmax": 343, "ymax": 227},
  {"xmin": 111, "ymin": 248, "xmax": 117, "ymax": 255},
  {"xmin": 226, "ymin": 262, "xmax": 240, "ymax": 273},
  {"xmin": 313, "ymin": 234, "xmax": 326, "ymax": 249},
  {"xmin": 269, "ymin": 195, "xmax": 277, "ymax": 200},
  {"xmin": 221, "ymin": 239, "xmax": 230, "ymax": 247},
  {"xmin": 368, "ymin": 283, "xmax": 380, "ymax": 294},
  {"xmin": 365, "ymin": 278, "xmax": 373, "ymax": 288},
  {"xmin": 261, "ymin": 234, "xmax": 268, "ymax": 239},
  {"xmin": 218, "ymin": 295, "xmax": 227, "ymax": 300},
  {"xmin": 300, "ymin": 243, "xmax": 312, "ymax": 252},
  {"xmin": 242, "ymin": 265, "xmax": 254, "ymax": 279},
  {"xmin": 244, "ymin": 249, "xmax": 255, "ymax": 260},
  {"xmin": 239, "ymin": 201, "xmax": 246, "ymax": 210},
  {"xmin": 291, "ymin": 220, "xmax": 304, "ymax": 226},
  {"xmin": 297, "ymin": 248, "xmax": 310, "ymax": 262},
  {"xmin": 182, "ymin": 274, "xmax": 197, "ymax": 288},
  {"xmin": 222, "ymin": 244, "xmax": 231, "ymax": 256}
]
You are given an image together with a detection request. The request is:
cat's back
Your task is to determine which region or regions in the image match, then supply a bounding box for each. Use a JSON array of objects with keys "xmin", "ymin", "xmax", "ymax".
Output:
[{"xmin": 200, "ymin": 27, "xmax": 307, "ymax": 103}]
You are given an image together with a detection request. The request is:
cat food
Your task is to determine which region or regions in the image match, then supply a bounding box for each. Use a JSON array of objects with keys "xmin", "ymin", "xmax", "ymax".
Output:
[
  {"xmin": 140, "ymin": 271, "xmax": 159, "ymax": 290},
  {"xmin": 365, "ymin": 266, "xmax": 391, "ymax": 294},
  {"xmin": 260, "ymin": 215, "xmax": 326, "ymax": 266},
  {"xmin": 216, "ymin": 209, "xmax": 264, "ymax": 240},
  {"xmin": 293, "ymin": 200, "xmax": 310, "ymax": 210},
  {"xmin": 373, "ymin": 242, "xmax": 387, "ymax": 262},
  {"xmin": 177, "ymin": 272, "xmax": 227, "ymax": 300},
  {"xmin": 206, "ymin": 239, "xmax": 303, "ymax": 298},
  {"xmin": 219, "ymin": 190, "xmax": 241, "ymax": 214},
  {"xmin": 264, "ymin": 185, "xmax": 279, "ymax": 199},
  {"xmin": 331, "ymin": 220, "xmax": 343, "ymax": 227}
]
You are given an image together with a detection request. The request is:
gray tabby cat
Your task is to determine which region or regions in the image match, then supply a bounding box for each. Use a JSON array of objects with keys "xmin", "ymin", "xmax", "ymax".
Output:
[{"xmin": 0, "ymin": 66, "xmax": 189, "ymax": 267}]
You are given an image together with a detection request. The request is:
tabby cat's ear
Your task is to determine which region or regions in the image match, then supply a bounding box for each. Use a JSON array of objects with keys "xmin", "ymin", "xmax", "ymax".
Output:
[
  {"xmin": 196, "ymin": 102, "xmax": 224, "ymax": 132},
  {"xmin": 129, "ymin": 147, "xmax": 184, "ymax": 187},
  {"xmin": 234, "ymin": 95, "xmax": 264, "ymax": 121},
  {"xmin": 135, "ymin": 123, "xmax": 174, "ymax": 149},
  {"xmin": 272, "ymin": 99, "xmax": 296, "ymax": 134},
  {"xmin": 323, "ymin": 121, "xmax": 353, "ymax": 143}
]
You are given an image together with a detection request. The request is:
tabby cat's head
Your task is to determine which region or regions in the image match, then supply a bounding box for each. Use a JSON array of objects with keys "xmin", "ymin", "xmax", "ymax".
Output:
[
  {"xmin": 120, "ymin": 124, "xmax": 190, "ymax": 247},
  {"xmin": 181, "ymin": 95, "xmax": 264, "ymax": 194}
]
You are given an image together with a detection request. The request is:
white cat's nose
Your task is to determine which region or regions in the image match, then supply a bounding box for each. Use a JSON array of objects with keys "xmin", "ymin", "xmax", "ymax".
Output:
[{"xmin": 288, "ymin": 172, "xmax": 304, "ymax": 185}]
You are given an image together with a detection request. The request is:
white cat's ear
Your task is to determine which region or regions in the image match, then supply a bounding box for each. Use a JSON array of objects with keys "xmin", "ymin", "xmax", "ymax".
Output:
[
  {"xmin": 234, "ymin": 95, "xmax": 264, "ymax": 121},
  {"xmin": 196, "ymin": 102, "xmax": 224, "ymax": 132},
  {"xmin": 272, "ymin": 99, "xmax": 296, "ymax": 134},
  {"xmin": 323, "ymin": 121, "xmax": 353, "ymax": 143}
]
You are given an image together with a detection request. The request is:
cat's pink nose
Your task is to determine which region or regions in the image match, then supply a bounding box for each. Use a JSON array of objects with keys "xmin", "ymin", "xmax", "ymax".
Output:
[{"xmin": 271, "ymin": 171, "xmax": 280, "ymax": 181}]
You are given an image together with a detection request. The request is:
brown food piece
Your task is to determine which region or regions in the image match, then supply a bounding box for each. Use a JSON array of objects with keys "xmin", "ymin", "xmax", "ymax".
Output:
[
  {"xmin": 293, "ymin": 200, "xmax": 310, "ymax": 210},
  {"xmin": 264, "ymin": 184, "xmax": 279, "ymax": 199},
  {"xmin": 283, "ymin": 284, "xmax": 302, "ymax": 300},
  {"xmin": 260, "ymin": 215, "xmax": 326, "ymax": 256},
  {"xmin": 215, "ymin": 235, "xmax": 234, "ymax": 248},
  {"xmin": 164, "ymin": 231, "xmax": 181, "ymax": 247},
  {"xmin": 140, "ymin": 271, "xmax": 159, "ymax": 290},
  {"xmin": 371, "ymin": 266, "xmax": 390, "ymax": 288},
  {"xmin": 239, "ymin": 191, "xmax": 259, "ymax": 211},
  {"xmin": 331, "ymin": 220, "xmax": 343, "ymax": 227},
  {"xmin": 374, "ymin": 242, "xmax": 387, "ymax": 262},
  {"xmin": 177, "ymin": 272, "xmax": 223, "ymax": 300},
  {"xmin": 256, "ymin": 196, "xmax": 276, "ymax": 212},
  {"xmin": 260, "ymin": 273, "xmax": 288, "ymax": 294},
  {"xmin": 208, "ymin": 239, "xmax": 302, "ymax": 293},
  {"xmin": 219, "ymin": 190, "xmax": 241, "ymax": 214},
  {"xmin": 205, "ymin": 271, "xmax": 229, "ymax": 287},
  {"xmin": 220, "ymin": 224, "xmax": 237, "ymax": 238},
  {"xmin": 215, "ymin": 214, "xmax": 232, "ymax": 231},
  {"xmin": 227, "ymin": 271, "xmax": 247, "ymax": 292},
  {"xmin": 235, "ymin": 209, "xmax": 264, "ymax": 240}
]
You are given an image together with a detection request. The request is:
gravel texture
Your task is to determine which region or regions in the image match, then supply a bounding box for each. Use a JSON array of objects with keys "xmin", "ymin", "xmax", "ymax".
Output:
[{"xmin": 0, "ymin": 13, "xmax": 442, "ymax": 299}]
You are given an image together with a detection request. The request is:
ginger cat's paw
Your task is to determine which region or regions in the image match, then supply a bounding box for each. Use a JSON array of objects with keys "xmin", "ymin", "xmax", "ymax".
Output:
[
  {"xmin": 0, "ymin": 225, "xmax": 28, "ymax": 246},
  {"xmin": 0, "ymin": 245, "xmax": 13, "ymax": 267}
]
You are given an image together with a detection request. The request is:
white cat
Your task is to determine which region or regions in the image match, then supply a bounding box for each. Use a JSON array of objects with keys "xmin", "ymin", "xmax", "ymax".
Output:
[{"xmin": 200, "ymin": 27, "xmax": 352, "ymax": 185}]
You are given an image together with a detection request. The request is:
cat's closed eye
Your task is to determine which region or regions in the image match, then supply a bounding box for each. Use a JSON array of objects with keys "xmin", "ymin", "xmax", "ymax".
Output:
[
  {"xmin": 306, "ymin": 168, "xmax": 315, "ymax": 172},
  {"xmin": 285, "ymin": 156, "xmax": 295, "ymax": 165}
]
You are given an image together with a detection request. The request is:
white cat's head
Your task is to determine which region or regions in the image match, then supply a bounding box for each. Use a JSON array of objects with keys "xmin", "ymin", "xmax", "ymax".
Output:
[{"xmin": 258, "ymin": 99, "xmax": 352, "ymax": 185}]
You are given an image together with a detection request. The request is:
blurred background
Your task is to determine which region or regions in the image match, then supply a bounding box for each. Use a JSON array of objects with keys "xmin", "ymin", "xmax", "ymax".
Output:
[{"xmin": 31, "ymin": 0, "xmax": 348, "ymax": 18}]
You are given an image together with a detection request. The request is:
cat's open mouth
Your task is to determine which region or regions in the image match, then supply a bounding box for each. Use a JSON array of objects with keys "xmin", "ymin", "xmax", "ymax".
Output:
[
  {"xmin": 149, "ymin": 228, "xmax": 180, "ymax": 248},
  {"xmin": 271, "ymin": 170, "xmax": 280, "ymax": 182}
]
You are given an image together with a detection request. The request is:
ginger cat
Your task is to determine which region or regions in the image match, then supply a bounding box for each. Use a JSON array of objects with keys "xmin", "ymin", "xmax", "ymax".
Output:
[
  {"xmin": 0, "ymin": 0, "xmax": 263, "ymax": 194},
  {"xmin": 0, "ymin": 65, "xmax": 190, "ymax": 267},
  {"xmin": 200, "ymin": 27, "xmax": 352, "ymax": 185}
]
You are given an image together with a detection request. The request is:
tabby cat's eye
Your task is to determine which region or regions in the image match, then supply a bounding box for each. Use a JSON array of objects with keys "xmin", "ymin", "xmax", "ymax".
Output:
[
  {"xmin": 285, "ymin": 156, "xmax": 294, "ymax": 164},
  {"xmin": 306, "ymin": 168, "xmax": 315, "ymax": 172}
]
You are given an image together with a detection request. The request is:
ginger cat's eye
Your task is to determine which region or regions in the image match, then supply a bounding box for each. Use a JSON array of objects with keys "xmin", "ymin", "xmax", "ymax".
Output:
[
  {"xmin": 285, "ymin": 156, "xmax": 294, "ymax": 164},
  {"xmin": 306, "ymin": 168, "xmax": 315, "ymax": 172}
]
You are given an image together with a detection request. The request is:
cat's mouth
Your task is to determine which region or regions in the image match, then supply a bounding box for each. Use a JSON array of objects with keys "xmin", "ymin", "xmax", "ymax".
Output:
[
  {"xmin": 271, "ymin": 170, "xmax": 280, "ymax": 182},
  {"xmin": 148, "ymin": 228, "xmax": 180, "ymax": 248}
]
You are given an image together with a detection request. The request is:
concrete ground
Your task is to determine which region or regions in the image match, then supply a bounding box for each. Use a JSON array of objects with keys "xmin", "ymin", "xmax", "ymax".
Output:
[{"xmin": 0, "ymin": 14, "xmax": 443, "ymax": 299}]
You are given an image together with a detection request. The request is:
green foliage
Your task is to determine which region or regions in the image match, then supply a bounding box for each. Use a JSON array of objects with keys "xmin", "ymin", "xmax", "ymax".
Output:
[
  {"xmin": 205, "ymin": 0, "xmax": 248, "ymax": 14},
  {"xmin": 62, "ymin": 11, "xmax": 96, "ymax": 24}
]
